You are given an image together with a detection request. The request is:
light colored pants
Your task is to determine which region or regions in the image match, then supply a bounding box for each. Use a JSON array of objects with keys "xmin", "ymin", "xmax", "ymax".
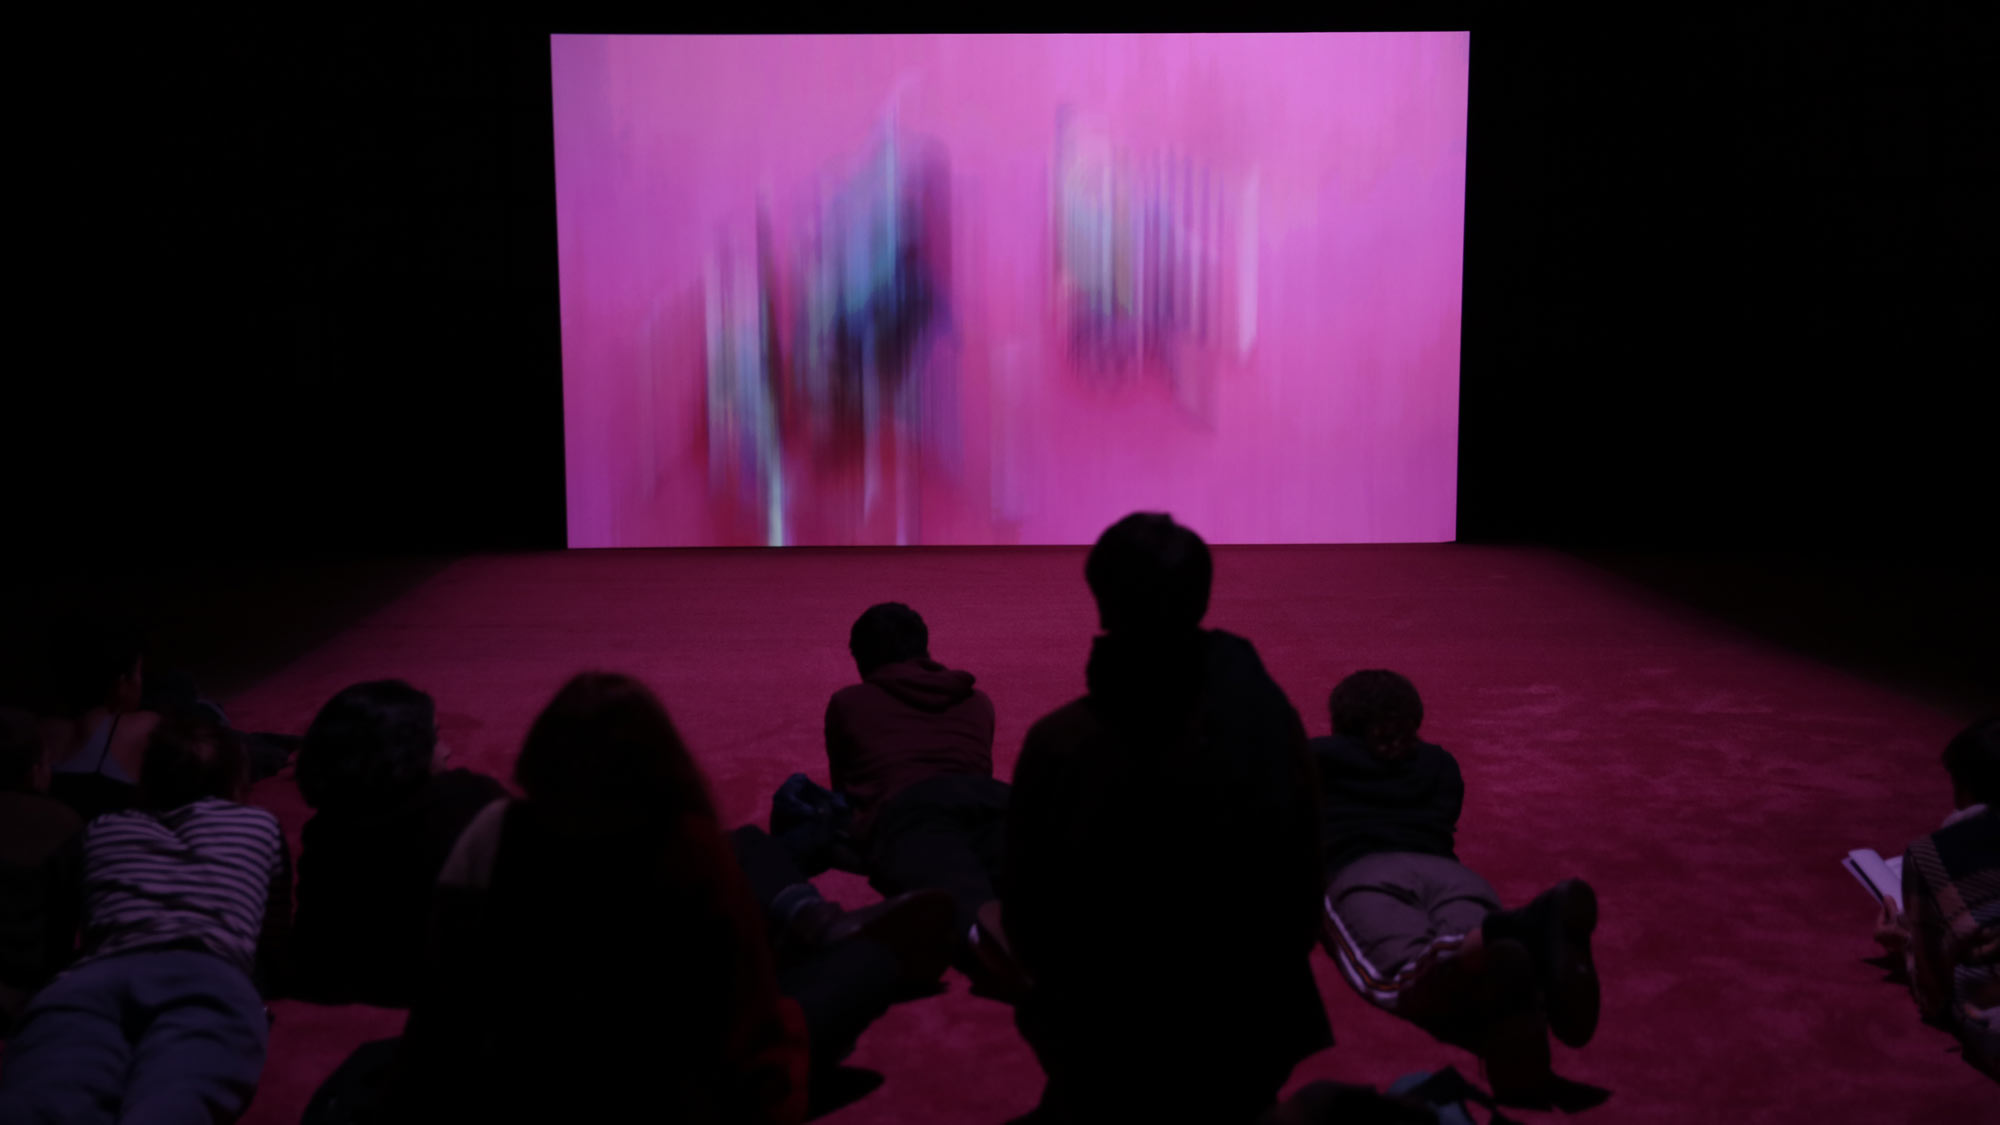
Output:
[{"xmin": 1322, "ymin": 851, "xmax": 1501, "ymax": 1015}]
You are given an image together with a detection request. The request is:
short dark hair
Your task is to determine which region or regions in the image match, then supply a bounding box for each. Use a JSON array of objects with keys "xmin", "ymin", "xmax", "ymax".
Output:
[
  {"xmin": 1943, "ymin": 716, "xmax": 2000, "ymax": 806},
  {"xmin": 141, "ymin": 717, "xmax": 248, "ymax": 811},
  {"xmin": 46, "ymin": 615, "xmax": 146, "ymax": 716},
  {"xmin": 515, "ymin": 672, "xmax": 714, "ymax": 825},
  {"xmin": 849, "ymin": 603, "xmax": 929, "ymax": 677},
  {"xmin": 299, "ymin": 680, "xmax": 439, "ymax": 811},
  {"xmin": 0, "ymin": 707, "xmax": 43, "ymax": 791},
  {"xmin": 1084, "ymin": 512, "xmax": 1213, "ymax": 636},
  {"xmin": 1330, "ymin": 670, "xmax": 1425, "ymax": 749}
]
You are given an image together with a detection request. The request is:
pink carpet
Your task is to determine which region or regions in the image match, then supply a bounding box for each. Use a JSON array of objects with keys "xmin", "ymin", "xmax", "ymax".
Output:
[{"xmin": 216, "ymin": 546, "xmax": 1988, "ymax": 1123}]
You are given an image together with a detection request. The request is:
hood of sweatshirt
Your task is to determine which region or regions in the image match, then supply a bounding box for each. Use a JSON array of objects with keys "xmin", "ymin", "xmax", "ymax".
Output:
[{"xmin": 865, "ymin": 658, "xmax": 979, "ymax": 712}]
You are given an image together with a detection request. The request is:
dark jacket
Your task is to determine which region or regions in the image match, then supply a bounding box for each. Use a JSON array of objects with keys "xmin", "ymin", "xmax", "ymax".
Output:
[
  {"xmin": 291, "ymin": 769, "xmax": 508, "ymax": 1008},
  {"xmin": 1311, "ymin": 734, "xmax": 1464, "ymax": 877},
  {"xmin": 1003, "ymin": 629, "xmax": 1331, "ymax": 1110},
  {"xmin": 825, "ymin": 659, "xmax": 996, "ymax": 839}
]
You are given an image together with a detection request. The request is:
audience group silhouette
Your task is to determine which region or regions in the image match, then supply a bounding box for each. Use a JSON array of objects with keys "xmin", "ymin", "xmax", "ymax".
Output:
[{"xmin": 0, "ymin": 512, "xmax": 1990, "ymax": 1123}]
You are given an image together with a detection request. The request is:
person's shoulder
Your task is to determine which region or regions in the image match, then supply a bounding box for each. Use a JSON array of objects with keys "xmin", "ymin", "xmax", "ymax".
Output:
[
  {"xmin": 1928, "ymin": 805, "xmax": 2000, "ymax": 853},
  {"xmin": 116, "ymin": 710, "xmax": 164, "ymax": 740},
  {"xmin": 438, "ymin": 797, "xmax": 513, "ymax": 891},
  {"xmin": 434, "ymin": 768, "xmax": 509, "ymax": 803},
  {"xmin": 827, "ymin": 681, "xmax": 876, "ymax": 711},
  {"xmin": 1418, "ymin": 741, "xmax": 1462, "ymax": 772},
  {"xmin": 1022, "ymin": 698, "xmax": 1095, "ymax": 753}
]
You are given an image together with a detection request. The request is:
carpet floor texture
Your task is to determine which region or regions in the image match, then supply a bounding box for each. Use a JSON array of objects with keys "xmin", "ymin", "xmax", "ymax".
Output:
[{"xmin": 188, "ymin": 546, "xmax": 1989, "ymax": 1123}]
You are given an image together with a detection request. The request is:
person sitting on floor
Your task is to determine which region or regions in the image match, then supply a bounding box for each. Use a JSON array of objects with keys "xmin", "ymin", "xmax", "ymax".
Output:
[
  {"xmin": 824, "ymin": 601, "xmax": 1011, "ymax": 973},
  {"xmin": 1873, "ymin": 715, "xmax": 1999, "ymax": 1079},
  {"xmin": 383, "ymin": 672, "xmax": 810, "ymax": 1124},
  {"xmin": 0, "ymin": 707, "xmax": 84, "ymax": 1036},
  {"xmin": 0, "ymin": 716, "xmax": 293, "ymax": 1124},
  {"xmin": 1001, "ymin": 512, "xmax": 1331, "ymax": 1124},
  {"xmin": 1315, "ymin": 669, "xmax": 1599, "ymax": 1103},
  {"xmin": 289, "ymin": 680, "xmax": 508, "ymax": 1008}
]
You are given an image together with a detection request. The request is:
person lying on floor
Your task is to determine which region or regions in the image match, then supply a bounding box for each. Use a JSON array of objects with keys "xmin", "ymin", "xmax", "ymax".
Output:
[
  {"xmin": 1872, "ymin": 715, "xmax": 1998, "ymax": 1079},
  {"xmin": 1002, "ymin": 513, "xmax": 1331, "ymax": 1124},
  {"xmin": 288, "ymin": 679, "xmax": 507, "ymax": 1008},
  {"xmin": 381, "ymin": 673, "xmax": 816, "ymax": 1124},
  {"xmin": 824, "ymin": 601, "xmax": 1014, "ymax": 978},
  {"xmin": 0, "ymin": 707, "xmax": 84, "ymax": 1036},
  {"xmin": 0, "ymin": 716, "xmax": 292, "ymax": 1125},
  {"xmin": 1314, "ymin": 669, "xmax": 1599, "ymax": 1104}
]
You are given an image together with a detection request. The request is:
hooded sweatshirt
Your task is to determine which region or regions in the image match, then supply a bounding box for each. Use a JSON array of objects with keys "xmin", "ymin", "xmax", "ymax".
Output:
[
  {"xmin": 1311, "ymin": 732, "xmax": 1464, "ymax": 876},
  {"xmin": 824, "ymin": 658, "xmax": 996, "ymax": 838}
]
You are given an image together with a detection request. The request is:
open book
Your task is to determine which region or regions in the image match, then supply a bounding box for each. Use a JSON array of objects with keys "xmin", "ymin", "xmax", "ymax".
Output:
[{"xmin": 1844, "ymin": 849, "xmax": 1904, "ymax": 912}]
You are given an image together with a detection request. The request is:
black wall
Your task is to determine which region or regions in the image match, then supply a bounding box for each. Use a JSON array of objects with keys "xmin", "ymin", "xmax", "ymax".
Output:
[{"xmin": 10, "ymin": 8, "xmax": 1990, "ymax": 571}]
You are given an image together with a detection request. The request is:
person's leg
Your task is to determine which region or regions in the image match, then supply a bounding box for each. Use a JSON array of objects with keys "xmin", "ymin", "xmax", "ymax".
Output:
[
  {"xmin": 730, "ymin": 823, "xmax": 958, "ymax": 985},
  {"xmin": 729, "ymin": 823, "xmax": 822, "ymax": 940},
  {"xmin": 1323, "ymin": 853, "xmax": 1462, "ymax": 1020},
  {"xmin": 0, "ymin": 958, "xmax": 134, "ymax": 1125},
  {"xmin": 117, "ymin": 951, "xmax": 270, "ymax": 1125},
  {"xmin": 868, "ymin": 777, "xmax": 1005, "ymax": 944},
  {"xmin": 1481, "ymin": 878, "xmax": 1599, "ymax": 1048},
  {"xmin": 778, "ymin": 937, "xmax": 904, "ymax": 1070}
]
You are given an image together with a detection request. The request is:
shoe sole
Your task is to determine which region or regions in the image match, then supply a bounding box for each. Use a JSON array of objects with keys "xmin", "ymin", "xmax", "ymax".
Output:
[{"xmin": 1546, "ymin": 878, "xmax": 1600, "ymax": 1048}]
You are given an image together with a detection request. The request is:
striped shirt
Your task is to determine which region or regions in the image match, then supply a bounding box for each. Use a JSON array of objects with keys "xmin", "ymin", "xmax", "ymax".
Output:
[{"xmin": 76, "ymin": 798, "xmax": 291, "ymax": 984}]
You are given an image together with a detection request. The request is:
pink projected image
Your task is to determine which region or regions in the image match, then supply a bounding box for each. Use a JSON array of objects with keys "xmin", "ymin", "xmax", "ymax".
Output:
[{"xmin": 554, "ymin": 33, "xmax": 1468, "ymax": 547}]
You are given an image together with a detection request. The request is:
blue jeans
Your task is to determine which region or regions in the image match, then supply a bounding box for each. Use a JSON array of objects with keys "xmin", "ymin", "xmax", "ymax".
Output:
[{"xmin": 0, "ymin": 950, "xmax": 268, "ymax": 1125}]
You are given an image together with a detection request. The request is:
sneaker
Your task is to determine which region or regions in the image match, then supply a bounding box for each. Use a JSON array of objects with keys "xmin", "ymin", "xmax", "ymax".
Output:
[
  {"xmin": 1532, "ymin": 879, "xmax": 1600, "ymax": 1048},
  {"xmin": 821, "ymin": 889, "xmax": 958, "ymax": 986}
]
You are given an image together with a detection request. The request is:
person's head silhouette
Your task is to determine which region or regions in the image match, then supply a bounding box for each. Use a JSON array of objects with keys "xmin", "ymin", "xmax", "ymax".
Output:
[
  {"xmin": 514, "ymin": 672, "xmax": 714, "ymax": 831},
  {"xmin": 1329, "ymin": 670, "xmax": 1425, "ymax": 762},
  {"xmin": 1084, "ymin": 512, "xmax": 1213, "ymax": 638},
  {"xmin": 848, "ymin": 602, "xmax": 930, "ymax": 678}
]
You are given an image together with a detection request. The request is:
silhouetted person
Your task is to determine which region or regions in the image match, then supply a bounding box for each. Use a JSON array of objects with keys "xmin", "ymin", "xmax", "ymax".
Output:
[
  {"xmin": 0, "ymin": 707, "xmax": 83, "ymax": 1035},
  {"xmin": 289, "ymin": 680, "xmax": 507, "ymax": 1008},
  {"xmin": 1874, "ymin": 716, "xmax": 1998, "ymax": 1079},
  {"xmin": 38, "ymin": 620, "xmax": 160, "ymax": 822},
  {"xmin": 1315, "ymin": 670, "xmax": 1598, "ymax": 1103},
  {"xmin": 0, "ymin": 717, "xmax": 292, "ymax": 1123},
  {"xmin": 1002, "ymin": 512, "xmax": 1331, "ymax": 1124},
  {"xmin": 826, "ymin": 602, "xmax": 1009, "ymax": 967},
  {"xmin": 386, "ymin": 673, "xmax": 809, "ymax": 1124}
]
